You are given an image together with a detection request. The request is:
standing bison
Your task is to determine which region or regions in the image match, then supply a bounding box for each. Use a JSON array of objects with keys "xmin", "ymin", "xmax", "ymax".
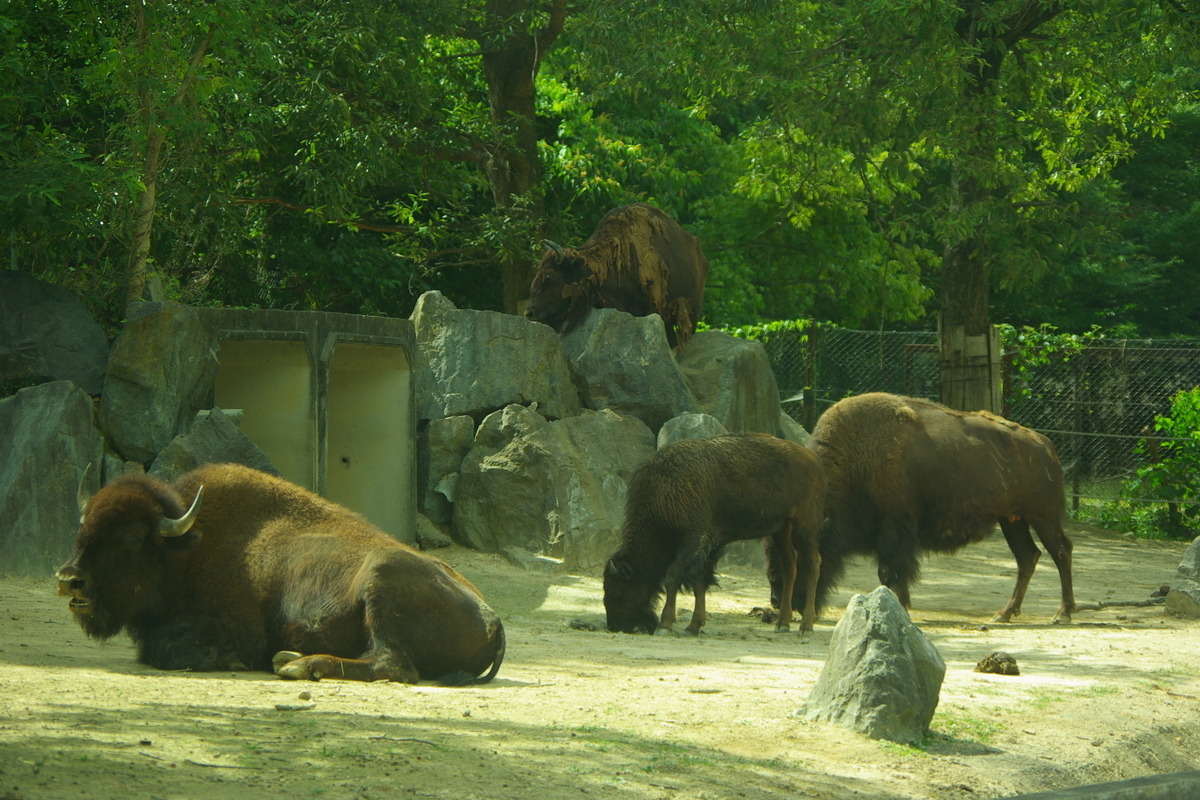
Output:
[
  {"xmin": 604, "ymin": 434, "xmax": 825, "ymax": 635},
  {"xmin": 525, "ymin": 203, "xmax": 709, "ymax": 348},
  {"xmin": 57, "ymin": 463, "xmax": 505, "ymax": 684},
  {"xmin": 793, "ymin": 392, "xmax": 1075, "ymax": 624}
]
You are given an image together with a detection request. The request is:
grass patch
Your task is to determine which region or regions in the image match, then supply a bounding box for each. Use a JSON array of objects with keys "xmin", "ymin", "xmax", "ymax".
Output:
[
  {"xmin": 879, "ymin": 740, "xmax": 927, "ymax": 758},
  {"xmin": 929, "ymin": 707, "xmax": 1004, "ymax": 745}
]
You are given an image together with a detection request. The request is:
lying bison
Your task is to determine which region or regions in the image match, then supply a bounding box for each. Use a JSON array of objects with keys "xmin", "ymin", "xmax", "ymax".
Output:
[
  {"xmin": 604, "ymin": 433, "xmax": 825, "ymax": 635},
  {"xmin": 57, "ymin": 463, "xmax": 505, "ymax": 683},
  {"xmin": 526, "ymin": 203, "xmax": 709, "ymax": 348},
  {"xmin": 787, "ymin": 392, "xmax": 1075, "ymax": 624}
]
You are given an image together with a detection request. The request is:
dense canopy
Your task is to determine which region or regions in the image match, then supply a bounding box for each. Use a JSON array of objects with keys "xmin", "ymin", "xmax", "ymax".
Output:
[{"xmin": 2, "ymin": 0, "xmax": 1198, "ymax": 336}]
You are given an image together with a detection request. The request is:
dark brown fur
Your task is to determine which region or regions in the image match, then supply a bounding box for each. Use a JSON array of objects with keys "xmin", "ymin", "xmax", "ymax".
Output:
[
  {"xmin": 525, "ymin": 203, "xmax": 709, "ymax": 348},
  {"xmin": 57, "ymin": 464, "xmax": 505, "ymax": 683},
  {"xmin": 604, "ymin": 434, "xmax": 825, "ymax": 635},
  {"xmin": 790, "ymin": 392, "xmax": 1075, "ymax": 623}
]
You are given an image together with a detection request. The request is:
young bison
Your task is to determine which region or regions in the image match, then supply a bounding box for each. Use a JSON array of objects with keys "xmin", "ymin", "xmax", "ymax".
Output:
[
  {"xmin": 604, "ymin": 434, "xmax": 825, "ymax": 635},
  {"xmin": 791, "ymin": 392, "xmax": 1075, "ymax": 624},
  {"xmin": 57, "ymin": 463, "xmax": 505, "ymax": 684}
]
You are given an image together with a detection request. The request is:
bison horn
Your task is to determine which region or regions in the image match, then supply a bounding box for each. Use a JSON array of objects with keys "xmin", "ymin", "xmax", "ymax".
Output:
[
  {"xmin": 541, "ymin": 239, "xmax": 564, "ymax": 257},
  {"xmin": 160, "ymin": 486, "xmax": 204, "ymax": 538},
  {"xmin": 76, "ymin": 464, "xmax": 93, "ymax": 517}
]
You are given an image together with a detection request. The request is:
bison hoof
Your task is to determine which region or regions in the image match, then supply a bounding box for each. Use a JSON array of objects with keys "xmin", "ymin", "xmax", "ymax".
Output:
[
  {"xmin": 653, "ymin": 627, "xmax": 673, "ymax": 637},
  {"xmin": 774, "ymin": 623, "xmax": 791, "ymax": 633},
  {"xmin": 1051, "ymin": 612, "xmax": 1072, "ymax": 625},
  {"xmin": 682, "ymin": 627, "xmax": 701, "ymax": 637},
  {"xmin": 276, "ymin": 663, "xmax": 319, "ymax": 681},
  {"xmin": 272, "ymin": 650, "xmax": 304, "ymax": 672}
]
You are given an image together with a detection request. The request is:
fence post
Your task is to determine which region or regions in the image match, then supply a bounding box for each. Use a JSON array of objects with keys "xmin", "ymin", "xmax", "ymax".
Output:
[
  {"xmin": 940, "ymin": 324, "xmax": 1002, "ymax": 412},
  {"xmin": 803, "ymin": 322, "xmax": 819, "ymax": 431}
]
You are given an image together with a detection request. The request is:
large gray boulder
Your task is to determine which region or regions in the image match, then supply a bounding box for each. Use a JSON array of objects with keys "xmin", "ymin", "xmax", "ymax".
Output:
[
  {"xmin": 1166, "ymin": 536, "xmax": 1200, "ymax": 618},
  {"xmin": 453, "ymin": 405, "xmax": 655, "ymax": 569},
  {"xmin": 561, "ymin": 308, "xmax": 697, "ymax": 434},
  {"xmin": 0, "ymin": 271, "xmax": 109, "ymax": 395},
  {"xmin": 657, "ymin": 412, "xmax": 728, "ymax": 450},
  {"xmin": 410, "ymin": 291, "xmax": 580, "ymax": 423},
  {"xmin": 778, "ymin": 411, "xmax": 810, "ymax": 447},
  {"xmin": 676, "ymin": 331, "xmax": 782, "ymax": 435},
  {"xmin": 0, "ymin": 381, "xmax": 103, "ymax": 576},
  {"xmin": 98, "ymin": 303, "xmax": 220, "ymax": 464},
  {"xmin": 417, "ymin": 415, "xmax": 476, "ymax": 524},
  {"xmin": 147, "ymin": 407, "xmax": 279, "ymax": 484},
  {"xmin": 798, "ymin": 586, "xmax": 945, "ymax": 744}
]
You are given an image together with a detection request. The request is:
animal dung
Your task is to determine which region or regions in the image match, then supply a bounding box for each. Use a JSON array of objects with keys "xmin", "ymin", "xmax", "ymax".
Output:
[
  {"xmin": 975, "ymin": 651, "xmax": 1020, "ymax": 676},
  {"xmin": 568, "ymin": 618, "xmax": 601, "ymax": 631}
]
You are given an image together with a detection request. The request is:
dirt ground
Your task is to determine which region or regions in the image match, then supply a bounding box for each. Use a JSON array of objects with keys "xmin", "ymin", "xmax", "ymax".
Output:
[{"xmin": 1, "ymin": 522, "xmax": 1198, "ymax": 800}]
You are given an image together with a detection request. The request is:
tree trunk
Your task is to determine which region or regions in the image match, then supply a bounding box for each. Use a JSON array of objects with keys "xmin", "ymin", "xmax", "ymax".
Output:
[
  {"xmin": 937, "ymin": 1, "xmax": 1059, "ymax": 410},
  {"xmin": 123, "ymin": 2, "xmax": 213, "ymax": 305},
  {"xmin": 126, "ymin": 126, "xmax": 167, "ymax": 304},
  {"xmin": 476, "ymin": 0, "xmax": 566, "ymax": 315}
]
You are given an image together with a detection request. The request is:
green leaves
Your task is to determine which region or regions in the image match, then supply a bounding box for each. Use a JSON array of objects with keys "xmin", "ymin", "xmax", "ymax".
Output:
[{"xmin": 1122, "ymin": 387, "xmax": 1200, "ymax": 538}]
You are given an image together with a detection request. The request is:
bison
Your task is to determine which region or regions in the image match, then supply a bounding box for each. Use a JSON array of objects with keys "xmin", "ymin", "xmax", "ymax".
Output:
[
  {"xmin": 780, "ymin": 392, "xmax": 1075, "ymax": 624},
  {"xmin": 57, "ymin": 463, "xmax": 505, "ymax": 684},
  {"xmin": 525, "ymin": 203, "xmax": 709, "ymax": 348},
  {"xmin": 604, "ymin": 433, "xmax": 826, "ymax": 635}
]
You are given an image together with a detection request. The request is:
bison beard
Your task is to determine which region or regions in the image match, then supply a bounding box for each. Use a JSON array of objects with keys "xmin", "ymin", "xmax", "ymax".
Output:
[
  {"xmin": 57, "ymin": 464, "xmax": 506, "ymax": 684},
  {"xmin": 774, "ymin": 392, "xmax": 1075, "ymax": 624},
  {"xmin": 525, "ymin": 203, "xmax": 709, "ymax": 348},
  {"xmin": 604, "ymin": 434, "xmax": 825, "ymax": 635}
]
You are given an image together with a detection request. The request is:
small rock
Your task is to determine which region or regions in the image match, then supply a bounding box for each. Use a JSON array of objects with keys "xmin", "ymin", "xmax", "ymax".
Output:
[
  {"xmin": 274, "ymin": 702, "xmax": 316, "ymax": 711},
  {"xmin": 298, "ymin": 691, "xmax": 312, "ymax": 701},
  {"xmin": 975, "ymin": 651, "xmax": 1020, "ymax": 676}
]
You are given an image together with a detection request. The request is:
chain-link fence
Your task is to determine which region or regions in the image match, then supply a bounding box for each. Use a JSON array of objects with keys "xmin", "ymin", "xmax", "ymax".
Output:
[{"xmin": 752, "ymin": 324, "xmax": 1200, "ymax": 526}]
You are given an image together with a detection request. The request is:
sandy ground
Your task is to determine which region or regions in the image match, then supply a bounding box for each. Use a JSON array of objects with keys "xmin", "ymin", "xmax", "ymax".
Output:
[{"xmin": 1, "ymin": 522, "xmax": 1198, "ymax": 800}]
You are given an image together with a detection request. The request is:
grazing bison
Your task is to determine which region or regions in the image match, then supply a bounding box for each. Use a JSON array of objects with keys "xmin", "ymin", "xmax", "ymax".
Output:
[
  {"xmin": 784, "ymin": 392, "xmax": 1074, "ymax": 624},
  {"xmin": 604, "ymin": 433, "xmax": 825, "ymax": 635},
  {"xmin": 526, "ymin": 203, "xmax": 709, "ymax": 348},
  {"xmin": 57, "ymin": 463, "xmax": 505, "ymax": 684}
]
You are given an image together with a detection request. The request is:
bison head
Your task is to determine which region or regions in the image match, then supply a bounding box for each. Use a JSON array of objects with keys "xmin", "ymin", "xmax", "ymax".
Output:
[
  {"xmin": 57, "ymin": 471, "xmax": 203, "ymax": 641},
  {"xmin": 525, "ymin": 240, "xmax": 595, "ymax": 335},
  {"xmin": 602, "ymin": 555, "xmax": 660, "ymax": 634}
]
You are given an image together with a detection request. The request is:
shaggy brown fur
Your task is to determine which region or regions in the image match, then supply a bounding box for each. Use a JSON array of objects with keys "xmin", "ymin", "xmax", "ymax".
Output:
[
  {"xmin": 604, "ymin": 434, "xmax": 825, "ymax": 635},
  {"xmin": 794, "ymin": 392, "xmax": 1075, "ymax": 624},
  {"xmin": 525, "ymin": 203, "xmax": 709, "ymax": 348},
  {"xmin": 57, "ymin": 464, "xmax": 505, "ymax": 684}
]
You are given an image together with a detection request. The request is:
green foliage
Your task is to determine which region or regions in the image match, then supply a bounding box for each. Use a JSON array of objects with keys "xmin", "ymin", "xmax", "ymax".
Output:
[
  {"xmin": 3, "ymin": 0, "xmax": 1198, "ymax": 333},
  {"xmin": 998, "ymin": 323, "xmax": 1105, "ymax": 401},
  {"xmin": 1115, "ymin": 387, "xmax": 1200, "ymax": 540}
]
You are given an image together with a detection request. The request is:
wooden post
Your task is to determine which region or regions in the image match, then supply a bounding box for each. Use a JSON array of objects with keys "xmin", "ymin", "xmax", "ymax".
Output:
[
  {"xmin": 940, "ymin": 324, "xmax": 1001, "ymax": 412},
  {"xmin": 803, "ymin": 322, "xmax": 819, "ymax": 431}
]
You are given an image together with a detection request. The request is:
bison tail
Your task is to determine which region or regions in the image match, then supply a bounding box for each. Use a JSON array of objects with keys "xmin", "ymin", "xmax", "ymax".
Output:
[{"xmin": 436, "ymin": 621, "xmax": 506, "ymax": 687}]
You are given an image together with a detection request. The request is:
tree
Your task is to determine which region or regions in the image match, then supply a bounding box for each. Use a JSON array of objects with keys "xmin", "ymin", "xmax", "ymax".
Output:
[
  {"xmin": 123, "ymin": 0, "xmax": 215, "ymax": 303},
  {"xmin": 586, "ymin": 1, "xmax": 1191, "ymax": 399}
]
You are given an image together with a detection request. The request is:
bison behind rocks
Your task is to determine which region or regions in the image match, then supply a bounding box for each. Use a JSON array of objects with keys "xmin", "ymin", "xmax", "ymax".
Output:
[
  {"xmin": 798, "ymin": 392, "xmax": 1075, "ymax": 624},
  {"xmin": 604, "ymin": 433, "xmax": 825, "ymax": 635},
  {"xmin": 57, "ymin": 463, "xmax": 505, "ymax": 684}
]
